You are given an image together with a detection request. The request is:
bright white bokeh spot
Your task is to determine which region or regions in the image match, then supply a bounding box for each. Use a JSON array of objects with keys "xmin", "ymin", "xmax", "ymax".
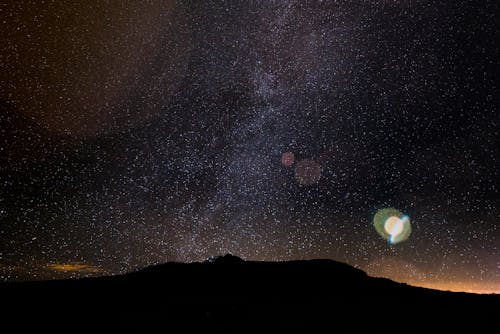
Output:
[
  {"xmin": 384, "ymin": 216, "xmax": 405, "ymax": 238},
  {"xmin": 374, "ymin": 209, "xmax": 411, "ymax": 244}
]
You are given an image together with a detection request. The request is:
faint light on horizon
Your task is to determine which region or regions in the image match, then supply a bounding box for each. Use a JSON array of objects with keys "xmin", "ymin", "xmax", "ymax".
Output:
[
  {"xmin": 409, "ymin": 281, "xmax": 500, "ymax": 295},
  {"xmin": 48, "ymin": 262, "xmax": 103, "ymax": 273}
]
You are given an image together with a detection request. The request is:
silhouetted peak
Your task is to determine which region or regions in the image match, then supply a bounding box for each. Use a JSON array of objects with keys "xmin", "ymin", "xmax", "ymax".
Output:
[{"xmin": 205, "ymin": 254, "xmax": 244, "ymax": 264}]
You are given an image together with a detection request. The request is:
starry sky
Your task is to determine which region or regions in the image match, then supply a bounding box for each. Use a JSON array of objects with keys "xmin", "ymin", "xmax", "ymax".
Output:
[{"xmin": 0, "ymin": 1, "xmax": 498, "ymax": 293}]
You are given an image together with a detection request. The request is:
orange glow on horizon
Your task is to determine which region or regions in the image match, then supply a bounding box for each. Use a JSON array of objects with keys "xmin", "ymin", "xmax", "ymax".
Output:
[
  {"xmin": 48, "ymin": 262, "xmax": 103, "ymax": 273},
  {"xmin": 408, "ymin": 280, "xmax": 500, "ymax": 295},
  {"xmin": 364, "ymin": 257, "xmax": 498, "ymax": 295}
]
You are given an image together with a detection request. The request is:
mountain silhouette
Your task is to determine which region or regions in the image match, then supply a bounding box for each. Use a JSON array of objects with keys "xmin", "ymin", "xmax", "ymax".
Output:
[
  {"xmin": 0, "ymin": 256, "xmax": 497, "ymax": 332},
  {"xmin": 205, "ymin": 253, "xmax": 246, "ymax": 264}
]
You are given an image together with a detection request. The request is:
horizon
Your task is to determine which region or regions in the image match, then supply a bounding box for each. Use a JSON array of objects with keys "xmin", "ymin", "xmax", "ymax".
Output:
[{"xmin": 2, "ymin": 255, "xmax": 498, "ymax": 295}]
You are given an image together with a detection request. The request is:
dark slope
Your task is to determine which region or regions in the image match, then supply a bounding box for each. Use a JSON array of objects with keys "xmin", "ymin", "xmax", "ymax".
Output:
[{"xmin": 1, "ymin": 255, "xmax": 497, "ymax": 332}]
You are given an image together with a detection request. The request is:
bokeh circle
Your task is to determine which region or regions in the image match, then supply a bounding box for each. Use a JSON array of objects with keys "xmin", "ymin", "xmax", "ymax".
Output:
[{"xmin": 373, "ymin": 208, "xmax": 411, "ymax": 244}]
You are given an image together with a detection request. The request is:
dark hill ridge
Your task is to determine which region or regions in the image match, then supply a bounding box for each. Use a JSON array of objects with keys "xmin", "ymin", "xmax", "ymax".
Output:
[{"xmin": 0, "ymin": 255, "xmax": 497, "ymax": 332}]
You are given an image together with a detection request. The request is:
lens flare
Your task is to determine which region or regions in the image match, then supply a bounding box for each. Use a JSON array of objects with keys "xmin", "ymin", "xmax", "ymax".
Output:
[
  {"xmin": 373, "ymin": 208, "xmax": 411, "ymax": 244},
  {"xmin": 281, "ymin": 151, "xmax": 295, "ymax": 167},
  {"xmin": 294, "ymin": 159, "xmax": 322, "ymax": 185}
]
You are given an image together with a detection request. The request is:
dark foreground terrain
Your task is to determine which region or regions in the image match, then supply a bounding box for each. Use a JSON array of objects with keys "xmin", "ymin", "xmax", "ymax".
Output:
[{"xmin": 0, "ymin": 255, "xmax": 497, "ymax": 332}]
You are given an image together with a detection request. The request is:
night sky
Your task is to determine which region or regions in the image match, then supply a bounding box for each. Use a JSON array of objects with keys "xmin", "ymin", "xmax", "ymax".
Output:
[{"xmin": 0, "ymin": 1, "xmax": 498, "ymax": 293}]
